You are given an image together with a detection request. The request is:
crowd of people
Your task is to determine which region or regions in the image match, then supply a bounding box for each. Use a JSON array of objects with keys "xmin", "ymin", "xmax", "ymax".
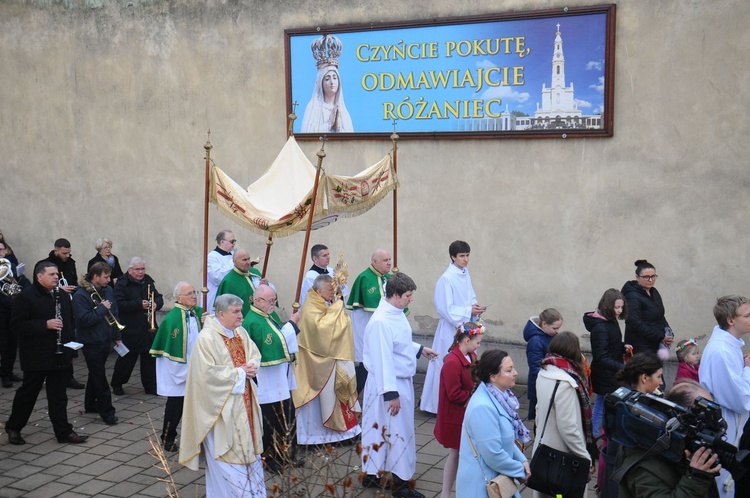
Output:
[{"xmin": 2, "ymin": 229, "xmax": 750, "ymax": 498}]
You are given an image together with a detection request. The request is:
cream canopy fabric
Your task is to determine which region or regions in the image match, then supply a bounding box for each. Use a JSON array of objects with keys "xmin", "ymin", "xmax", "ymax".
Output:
[{"xmin": 210, "ymin": 137, "xmax": 397, "ymax": 237}]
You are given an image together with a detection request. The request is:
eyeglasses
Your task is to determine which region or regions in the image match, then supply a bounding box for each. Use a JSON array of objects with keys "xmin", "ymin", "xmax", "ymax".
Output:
[
  {"xmin": 224, "ymin": 239, "xmax": 237, "ymax": 244},
  {"xmin": 131, "ymin": 267, "xmax": 146, "ymax": 272},
  {"xmin": 638, "ymin": 274, "xmax": 658, "ymax": 281},
  {"xmin": 179, "ymin": 291, "xmax": 200, "ymax": 297}
]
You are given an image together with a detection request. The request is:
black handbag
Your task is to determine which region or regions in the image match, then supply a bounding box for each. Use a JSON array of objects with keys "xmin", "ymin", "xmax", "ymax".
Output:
[{"xmin": 525, "ymin": 380, "xmax": 591, "ymax": 498}]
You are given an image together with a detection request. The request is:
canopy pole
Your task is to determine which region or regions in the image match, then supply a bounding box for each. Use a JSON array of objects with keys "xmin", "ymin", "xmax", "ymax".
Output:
[
  {"xmin": 201, "ymin": 131, "xmax": 212, "ymax": 310},
  {"xmin": 390, "ymin": 122, "xmax": 400, "ymax": 272},
  {"xmin": 293, "ymin": 138, "xmax": 326, "ymax": 310},
  {"xmin": 261, "ymin": 235, "xmax": 273, "ymax": 278},
  {"xmin": 262, "ymin": 103, "xmax": 299, "ymax": 279}
]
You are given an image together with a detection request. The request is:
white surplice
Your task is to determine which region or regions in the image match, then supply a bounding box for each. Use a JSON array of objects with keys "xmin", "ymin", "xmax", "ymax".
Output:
[
  {"xmin": 206, "ymin": 250, "xmax": 234, "ymax": 311},
  {"xmin": 361, "ymin": 298, "xmax": 421, "ymax": 480},
  {"xmin": 699, "ymin": 325, "xmax": 750, "ymax": 498},
  {"xmin": 420, "ymin": 263, "xmax": 477, "ymax": 413}
]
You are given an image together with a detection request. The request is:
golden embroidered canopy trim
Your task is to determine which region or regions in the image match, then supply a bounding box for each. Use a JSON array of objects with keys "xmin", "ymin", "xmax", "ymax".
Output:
[{"xmin": 209, "ymin": 136, "xmax": 398, "ymax": 237}]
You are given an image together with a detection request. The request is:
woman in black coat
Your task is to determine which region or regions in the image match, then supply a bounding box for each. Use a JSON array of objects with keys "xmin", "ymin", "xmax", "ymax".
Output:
[
  {"xmin": 583, "ymin": 288, "xmax": 627, "ymax": 437},
  {"xmin": 87, "ymin": 237, "xmax": 123, "ymax": 287},
  {"xmin": 621, "ymin": 259, "xmax": 672, "ymax": 355}
]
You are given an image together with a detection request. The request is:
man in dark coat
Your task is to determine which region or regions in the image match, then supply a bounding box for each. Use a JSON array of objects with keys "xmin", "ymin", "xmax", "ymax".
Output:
[
  {"xmin": 0, "ymin": 241, "xmax": 30, "ymax": 387},
  {"xmin": 73, "ymin": 262, "xmax": 121, "ymax": 425},
  {"xmin": 5, "ymin": 261, "xmax": 88, "ymax": 445},
  {"xmin": 111, "ymin": 257, "xmax": 163, "ymax": 395},
  {"xmin": 36, "ymin": 237, "xmax": 85, "ymax": 389}
]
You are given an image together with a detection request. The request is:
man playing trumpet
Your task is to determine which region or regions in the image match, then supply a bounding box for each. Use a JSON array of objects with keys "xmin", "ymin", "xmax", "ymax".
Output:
[
  {"xmin": 73, "ymin": 262, "xmax": 122, "ymax": 425},
  {"xmin": 5, "ymin": 261, "xmax": 88, "ymax": 445},
  {"xmin": 111, "ymin": 257, "xmax": 163, "ymax": 396}
]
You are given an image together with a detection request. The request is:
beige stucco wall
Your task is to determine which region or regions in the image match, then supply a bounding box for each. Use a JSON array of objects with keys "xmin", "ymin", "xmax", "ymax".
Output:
[{"xmin": 1, "ymin": 0, "xmax": 749, "ymax": 354}]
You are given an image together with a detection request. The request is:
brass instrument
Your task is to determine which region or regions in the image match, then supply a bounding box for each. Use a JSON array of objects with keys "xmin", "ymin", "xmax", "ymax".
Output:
[
  {"xmin": 147, "ymin": 284, "xmax": 156, "ymax": 333},
  {"xmin": 91, "ymin": 287, "xmax": 126, "ymax": 331},
  {"xmin": 53, "ymin": 287, "xmax": 63, "ymax": 354},
  {"xmin": 0, "ymin": 258, "xmax": 22, "ymax": 298}
]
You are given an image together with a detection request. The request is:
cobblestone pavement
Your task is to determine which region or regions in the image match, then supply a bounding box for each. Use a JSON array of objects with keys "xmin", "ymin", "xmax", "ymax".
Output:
[{"xmin": 0, "ymin": 352, "xmax": 597, "ymax": 497}]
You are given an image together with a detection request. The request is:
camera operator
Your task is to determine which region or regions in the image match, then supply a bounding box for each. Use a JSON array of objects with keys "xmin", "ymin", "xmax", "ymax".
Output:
[{"xmin": 616, "ymin": 380, "xmax": 721, "ymax": 498}]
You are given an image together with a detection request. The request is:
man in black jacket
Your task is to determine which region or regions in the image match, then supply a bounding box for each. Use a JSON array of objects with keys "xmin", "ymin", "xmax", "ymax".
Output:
[
  {"xmin": 0, "ymin": 241, "xmax": 29, "ymax": 388},
  {"xmin": 73, "ymin": 262, "xmax": 121, "ymax": 425},
  {"xmin": 36, "ymin": 237, "xmax": 85, "ymax": 389},
  {"xmin": 5, "ymin": 261, "xmax": 88, "ymax": 445},
  {"xmin": 111, "ymin": 257, "xmax": 163, "ymax": 395}
]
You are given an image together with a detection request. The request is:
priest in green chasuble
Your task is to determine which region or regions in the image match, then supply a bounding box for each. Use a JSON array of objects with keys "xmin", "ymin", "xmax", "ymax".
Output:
[{"xmin": 215, "ymin": 248, "xmax": 265, "ymax": 316}]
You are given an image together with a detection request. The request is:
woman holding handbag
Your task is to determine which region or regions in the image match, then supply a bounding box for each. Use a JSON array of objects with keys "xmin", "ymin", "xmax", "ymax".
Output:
[
  {"xmin": 434, "ymin": 322, "xmax": 484, "ymax": 498},
  {"xmin": 456, "ymin": 349, "xmax": 531, "ymax": 498},
  {"xmin": 529, "ymin": 331, "xmax": 598, "ymax": 498}
]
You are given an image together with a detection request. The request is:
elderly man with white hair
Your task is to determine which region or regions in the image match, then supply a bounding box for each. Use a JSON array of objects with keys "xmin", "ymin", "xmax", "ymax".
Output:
[
  {"xmin": 149, "ymin": 281, "xmax": 203, "ymax": 452},
  {"xmin": 111, "ymin": 256, "xmax": 163, "ymax": 395},
  {"xmin": 180, "ymin": 294, "xmax": 265, "ymax": 497}
]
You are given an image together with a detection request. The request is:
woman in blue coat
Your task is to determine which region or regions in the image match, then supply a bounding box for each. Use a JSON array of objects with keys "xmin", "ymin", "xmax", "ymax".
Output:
[{"xmin": 457, "ymin": 349, "xmax": 531, "ymax": 498}]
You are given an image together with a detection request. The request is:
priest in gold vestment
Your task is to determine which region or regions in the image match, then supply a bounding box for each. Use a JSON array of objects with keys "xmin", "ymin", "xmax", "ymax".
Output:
[
  {"xmin": 294, "ymin": 274, "xmax": 361, "ymax": 445},
  {"xmin": 179, "ymin": 294, "xmax": 265, "ymax": 498}
]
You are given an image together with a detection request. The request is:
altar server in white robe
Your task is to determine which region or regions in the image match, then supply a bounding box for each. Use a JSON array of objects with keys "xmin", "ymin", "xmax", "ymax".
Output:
[
  {"xmin": 699, "ymin": 294, "xmax": 750, "ymax": 498},
  {"xmin": 361, "ymin": 272, "xmax": 437, "ymax": 498},
  {"xmin": 179, "ymin": 294, "xmax": 265, "ymax": 498},
  {"xmin": 299, "ymin": 244, "xmax": 349, "ymax": 306},
  {"xmin": 206, "ymin": 230, "xmax": 236, "ymax": 311},
  {"xmin": 420, "ymin": 240, "xmax": 485, "ymax": 414}
]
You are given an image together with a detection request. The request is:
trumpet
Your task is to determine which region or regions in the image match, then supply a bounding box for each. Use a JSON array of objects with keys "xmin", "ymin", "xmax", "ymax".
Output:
[
  {"xmin": 147, "ymin": 284, "xmax": 156, "ymax": 333},
  {"xmin": 91, "ymin": 288, "xmax": 126, "ymax": 331},
  {"xmin": 0, "ymin": 258, "xmax": 22, "ymax": 298}
]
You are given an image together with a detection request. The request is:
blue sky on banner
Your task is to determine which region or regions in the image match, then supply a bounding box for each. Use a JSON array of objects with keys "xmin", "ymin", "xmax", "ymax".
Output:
[{"xmin": 289, "ymin": 13, "xmax": 606, "ymax": 133}]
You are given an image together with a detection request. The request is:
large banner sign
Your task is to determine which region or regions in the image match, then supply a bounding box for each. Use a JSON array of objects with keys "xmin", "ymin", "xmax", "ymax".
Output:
[{"xmin": 285, "ymin": 4, "xmax": 615, "ymax": 139}]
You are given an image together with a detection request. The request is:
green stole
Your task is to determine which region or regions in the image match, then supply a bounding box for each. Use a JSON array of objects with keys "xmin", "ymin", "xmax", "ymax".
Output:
[
  {"xmin": 149, "ymin": 304, "xmax": 203, "ymax": 363},
  {"xmin": 216, "ymin": 266, "xmax": 263, "ymax": 316},
  {"xmin": 242, "ymin": 305, "xmax": 291, "ymax": 366},
  {"xmin": 346, "ymin": 265, "xmax": 389, "ymax": 312}
]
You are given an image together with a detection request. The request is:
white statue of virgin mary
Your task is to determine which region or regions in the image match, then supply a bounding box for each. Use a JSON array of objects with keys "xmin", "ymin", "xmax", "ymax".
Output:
[{"xmin": 301, "ymin": 35, "xmax": 354, "ymax": 133}]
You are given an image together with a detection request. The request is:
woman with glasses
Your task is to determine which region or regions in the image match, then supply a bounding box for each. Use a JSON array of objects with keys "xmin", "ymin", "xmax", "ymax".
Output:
[
  {"xmin": 621, "ymin": 260, "xmax": 673, "ymax": 355},
  {"xmin": 87, "ymin": 237, "xmax": 123, "ymax": 286}
]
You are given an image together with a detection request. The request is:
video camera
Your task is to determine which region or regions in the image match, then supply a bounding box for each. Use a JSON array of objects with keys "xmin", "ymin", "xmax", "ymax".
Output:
[{"xmin": 605, "ymin": 386, "xmax": 749, "ymax": 479}]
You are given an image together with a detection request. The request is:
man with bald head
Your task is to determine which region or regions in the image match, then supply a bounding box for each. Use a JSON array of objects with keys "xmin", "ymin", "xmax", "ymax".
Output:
[
  {"xmin": 346, "ymin": 248, "xmax": 394, "ymax": 392},
  {"xmin": 243, "ymin": 284, "xmax": 301, "ymax": 473},
  {"xmin": 215, "ymin": 248, "xmax": 265, "ymax": 316},
  {"xmin": 150, "ymin": 281, "xmax": 203, "ymax": 452}
]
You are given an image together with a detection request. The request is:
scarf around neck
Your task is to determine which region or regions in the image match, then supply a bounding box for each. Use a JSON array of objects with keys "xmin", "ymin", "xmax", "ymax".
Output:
[
  {"xmin": 540, "ymin": 353, "xmax": 598, "ymax": 460},
  {"xmin": 485, "ymin": 382, "xmax": 531, "ymax": 443}
]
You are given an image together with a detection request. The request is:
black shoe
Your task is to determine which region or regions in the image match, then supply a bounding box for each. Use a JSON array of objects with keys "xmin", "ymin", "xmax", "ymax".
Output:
[
  {"xmin": 6, "ymin": 429, "xmax": 25, "ymax": 445},
  {"xmin": 58, "ymin": 432, "xmax": 88, "ymax": 444},
  {"xmin": 9, "ymin": 374, "xmax": 23, "ymax": 382},
  {"xmin": 144, "ymin": 389, "xmax": 157, "ymax": 395},
  {"xmin": 361, "ymin": 474, "xmax": 393, "ymax": 489},
  {"xmin": 67, "ymin": 378, "xmax": 85, "ymax": 390},
  {"xmin": 112, "ymin": 386, "xmax": 124, "ymax": 396},
  {"xmin": 392, "ymin": 488, "xmax": 426, "ymax": 498},
  {"xmin": 84, "ymin": 408, "xmax": 98, "ymax": 414},
  {"xmin": 2, "ymin": 378, "xmax": 12, "ymax": 388},
  {"xmin": 264, "ymin": 459, "xmax": 282, "ymax": 474},
  {"xmin": 102, "ymin": 416, "xmax": 119, "ymax": 425},
  {"xmin": 163, "ymin": 442, "xmax": 179, "ymax": 452}
]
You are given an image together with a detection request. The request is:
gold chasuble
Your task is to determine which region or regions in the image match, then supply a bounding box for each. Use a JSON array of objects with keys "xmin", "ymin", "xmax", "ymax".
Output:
[
  {"xmin": 293, "ymin": 289, "xmax": 360, "ymax": 432},
  {"xmin": 179, "ymin": 316, "xmax": 263, "ymax": 470}
]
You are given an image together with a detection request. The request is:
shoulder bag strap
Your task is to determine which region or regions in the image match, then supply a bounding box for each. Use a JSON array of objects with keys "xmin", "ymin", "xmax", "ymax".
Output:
[
  {"xmin": 537, "ymin": 380, "xmax": 560, "ymax": 443},
  {"xmin": 465, "ymin": 428, "xmax": 493, "ymax": 484}
]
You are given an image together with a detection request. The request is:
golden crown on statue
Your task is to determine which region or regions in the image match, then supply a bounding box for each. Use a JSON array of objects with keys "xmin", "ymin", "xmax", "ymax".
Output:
[{"xmin": 311, "ymin": 34, "xmax": 343, "ymax": 69}]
